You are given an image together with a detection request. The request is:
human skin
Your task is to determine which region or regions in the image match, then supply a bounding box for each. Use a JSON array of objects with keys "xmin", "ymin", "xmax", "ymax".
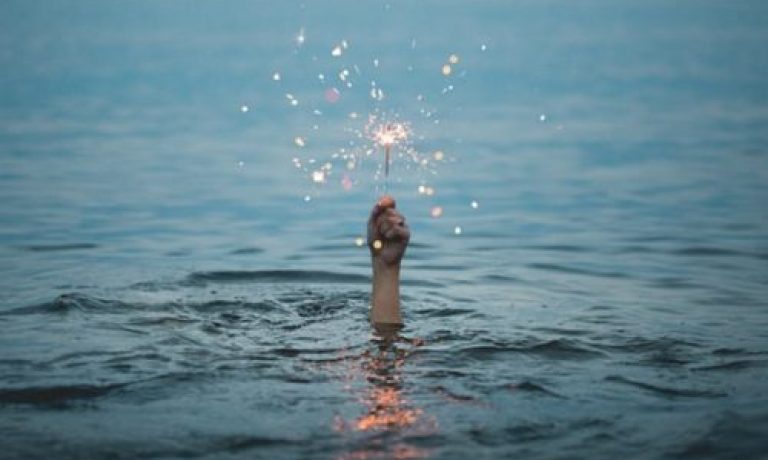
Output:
[{"xmin": 367, "ymin": 195, "xmax": 410, "ymax": 325}]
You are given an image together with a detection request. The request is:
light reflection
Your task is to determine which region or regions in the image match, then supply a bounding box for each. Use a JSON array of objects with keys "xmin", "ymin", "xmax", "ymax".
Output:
[{"xmin": 334, "ymin": 324, "xmax": 434, "ymax": 460}]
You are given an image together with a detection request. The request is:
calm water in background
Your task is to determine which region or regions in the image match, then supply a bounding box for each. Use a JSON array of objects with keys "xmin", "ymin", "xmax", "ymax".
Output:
[{"xmin": 1, "ymin": 1, "xmax": 768, "ymax": 459}]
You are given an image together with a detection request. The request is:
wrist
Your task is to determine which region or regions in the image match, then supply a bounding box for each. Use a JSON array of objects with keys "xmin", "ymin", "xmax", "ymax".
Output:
[{"xmin": 371, "ymin": 258, "xmax": 402, "ymax": 324}]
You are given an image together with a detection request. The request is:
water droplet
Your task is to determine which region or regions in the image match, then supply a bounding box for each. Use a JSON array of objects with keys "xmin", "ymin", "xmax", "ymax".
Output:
[
  {"xmin": 539, "ymin": 114, "xmax": 547, "ymax": 122},
  {"xmin": 430, "ymin": 206, "xmax": 443, "ymax": 218},
  {"xmin": 449, "ymin": 54, "xmax": 460, "ymax": 64},
  {"xmin": 454, "ymin": 226, "xmax": 462, "ymax": 235},
  {"xmin": 273, "ymin": 72, "xmax": 281, "ymax": 81},
  {"xmin": 240, "ymin": 105, "xmax": 249, "ymax": 113},
  {"xmin": 304, "ymin": 195, "xmax": 311, "ymax": 202},
  {"xmin": 442, "ymin": 64, "xmax": 452, "ymax": 76},
  {"xmin": 294, "ymin": 136, "xmax": 305, "ymax": 147},
  {"xmin": 433, "ymin": 151, "xmax": 444, "ymax": 161},
  {"xmin": 331, "ymin": 45, "xmax": 342, "ymax": 57},
  {"xmin": 471, "ymin": 200, "xmax": 479, "ymax": 209},
  {"xmin": 355, "ymin": 237, "xmax": 365, "ymax": 247}
]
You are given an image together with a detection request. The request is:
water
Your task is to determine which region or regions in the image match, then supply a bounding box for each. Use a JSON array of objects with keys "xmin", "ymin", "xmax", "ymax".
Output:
[{"xmin": 1, "ymin": 1, "xmax": 768, "ymax": 459}]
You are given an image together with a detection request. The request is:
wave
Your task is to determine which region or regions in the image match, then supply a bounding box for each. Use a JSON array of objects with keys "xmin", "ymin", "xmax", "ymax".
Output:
[
  {"xmin": 605, "ymin": 376, "xmax": 726, "ymax": 399},
  {"xmin": 17, "ymin": 243, "xmax": 99, "ymax": 252},
  {"xmin": 527, "ymin": 263, "xmax": 628, "ymax": 279},
  {"xmin": 184, "ymin": 270, "xmax": 370, "ymax": 285},
  {"xmin": 505, "ymin": 380, "xmax": 565, "ymax": 398},
  {"xmin": 0, "ymin": 383, "xmax": 125, "ymax": 406},
  {"xmin": 457, "ymin": 338, "xmax": 604, "ymax": 361}
]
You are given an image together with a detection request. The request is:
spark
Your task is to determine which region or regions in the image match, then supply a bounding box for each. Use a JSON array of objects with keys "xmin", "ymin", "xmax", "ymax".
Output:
[
  {"xmin": 341, "ymin": 174, "xmax": 353, "ymax": 190},
  {"xmin": 325, "ymin": 87, "xmax": 340, "ymax": 103},
  {"xmin": 442, "ymin": 64, "xmax": 452, "ymax": 76},
  {"xmin": 312, "ymin": 170, "xmax": 326, "ymax": 183},
  {"xmin": 331, "ymin": 41, "xmax": 347, "ymax": 57},
  {"xmin": 430, "ymin": 206, "xmax": 443, "ymax": 218},
  {"xmin": 286, "ymin": 93, "xmax": 298, "ymax": 106},
  {"xmin": 369, "ymin": 120, "xmax": 410, "ymax": 178},
  {"xmin": 418, "ymin": 185, "xmax": 426, "ymax": 194},
  {"xmin": 372, "ymin": 239, "xmax": 383, "ymax": 250}
]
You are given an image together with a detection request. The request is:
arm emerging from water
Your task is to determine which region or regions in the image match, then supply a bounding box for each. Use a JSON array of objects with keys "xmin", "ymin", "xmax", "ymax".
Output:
[{"xmin": 367, "ymin": 195, "xmax": 410, "ymax": 325}]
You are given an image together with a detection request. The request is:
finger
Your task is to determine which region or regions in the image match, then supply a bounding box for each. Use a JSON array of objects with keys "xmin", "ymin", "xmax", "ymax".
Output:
[
  {"xmin": 385, "ymin": 223, "xmax": 410, "ymax": 241},
  {"xmin": 370, "ymin": 195, "xmax": 396, "ymax": 220}
]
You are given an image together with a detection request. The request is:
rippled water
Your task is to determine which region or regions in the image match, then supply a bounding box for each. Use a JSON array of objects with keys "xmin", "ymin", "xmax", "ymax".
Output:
[{"xmin": 1, "ymin": 1, "xmax": 768, "ymax": 459}]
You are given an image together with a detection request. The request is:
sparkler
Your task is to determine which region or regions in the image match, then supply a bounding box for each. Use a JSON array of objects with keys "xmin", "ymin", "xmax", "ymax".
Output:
[{"xmin": 370, "ymin": 120, "xmax": 409, "ymax": 191}]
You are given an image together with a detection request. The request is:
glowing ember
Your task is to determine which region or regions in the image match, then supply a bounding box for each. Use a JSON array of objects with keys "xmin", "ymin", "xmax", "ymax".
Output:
[
  {"xmin": 371, "ymin": 122, "xmax": 408, "ymax": 150},
  {"xmin": 325, "ymin": 87, "xmax": 340, "ymax": 103},
  {"xmin": 341, "ymin": 174, "xmax": 353, "ymax": 190},
  {"xmin": 372, "ymin": 239, "xmax": 382, "ymax": 250},
  {"xmin": 430, "ymin": 206, "xmax": 443, "ymax": 218}
]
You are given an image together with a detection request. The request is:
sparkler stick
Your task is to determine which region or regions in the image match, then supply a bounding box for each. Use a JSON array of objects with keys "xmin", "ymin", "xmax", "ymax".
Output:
[{"xmin": 370, "ymin": 121, "xmax": 408, "ymax": 193}]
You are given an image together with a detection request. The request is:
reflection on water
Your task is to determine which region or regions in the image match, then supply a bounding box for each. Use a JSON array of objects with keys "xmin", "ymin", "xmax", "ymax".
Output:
[{"xmin": 335, "ymin": 323, "xmax": 434, "ymax": 460}]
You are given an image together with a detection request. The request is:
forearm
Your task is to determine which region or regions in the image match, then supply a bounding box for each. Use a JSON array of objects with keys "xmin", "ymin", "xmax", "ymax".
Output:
[{"xmin": 371, "ymin": 261, "xmax": 402, "ymax": 324}]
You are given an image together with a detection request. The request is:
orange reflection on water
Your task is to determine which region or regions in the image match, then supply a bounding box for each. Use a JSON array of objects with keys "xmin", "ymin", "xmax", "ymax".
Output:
[
  {"xmin": 355, "ymin": 386, "xmax": 423, "ymax": 431},
  {"xmin": 334, "ymin": 324, "xmax": 435, "ymax": 460}
]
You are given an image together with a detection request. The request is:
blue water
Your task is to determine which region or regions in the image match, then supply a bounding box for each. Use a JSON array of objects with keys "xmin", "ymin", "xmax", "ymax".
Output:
[{"xmin": 1, "ymin": 1, "xmax": 768, "ymax": 459}]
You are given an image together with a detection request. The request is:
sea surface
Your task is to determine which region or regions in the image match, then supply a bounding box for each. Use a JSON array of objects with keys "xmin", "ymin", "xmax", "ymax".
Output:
[{"xmin": 1, "ymin": 1, "xmax": 767, "ymax": 459}]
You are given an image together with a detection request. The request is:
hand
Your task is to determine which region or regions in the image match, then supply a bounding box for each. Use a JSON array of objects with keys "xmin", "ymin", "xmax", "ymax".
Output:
[{"xmin": 367, "ymin": 195, "xmax": 410, "ymax": 266}]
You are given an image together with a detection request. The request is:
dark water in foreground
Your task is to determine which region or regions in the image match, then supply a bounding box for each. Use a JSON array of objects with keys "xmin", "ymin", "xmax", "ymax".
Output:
[{"xmin": 1, "ymin": 1, "xmax": 768, "ymax": 459}]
